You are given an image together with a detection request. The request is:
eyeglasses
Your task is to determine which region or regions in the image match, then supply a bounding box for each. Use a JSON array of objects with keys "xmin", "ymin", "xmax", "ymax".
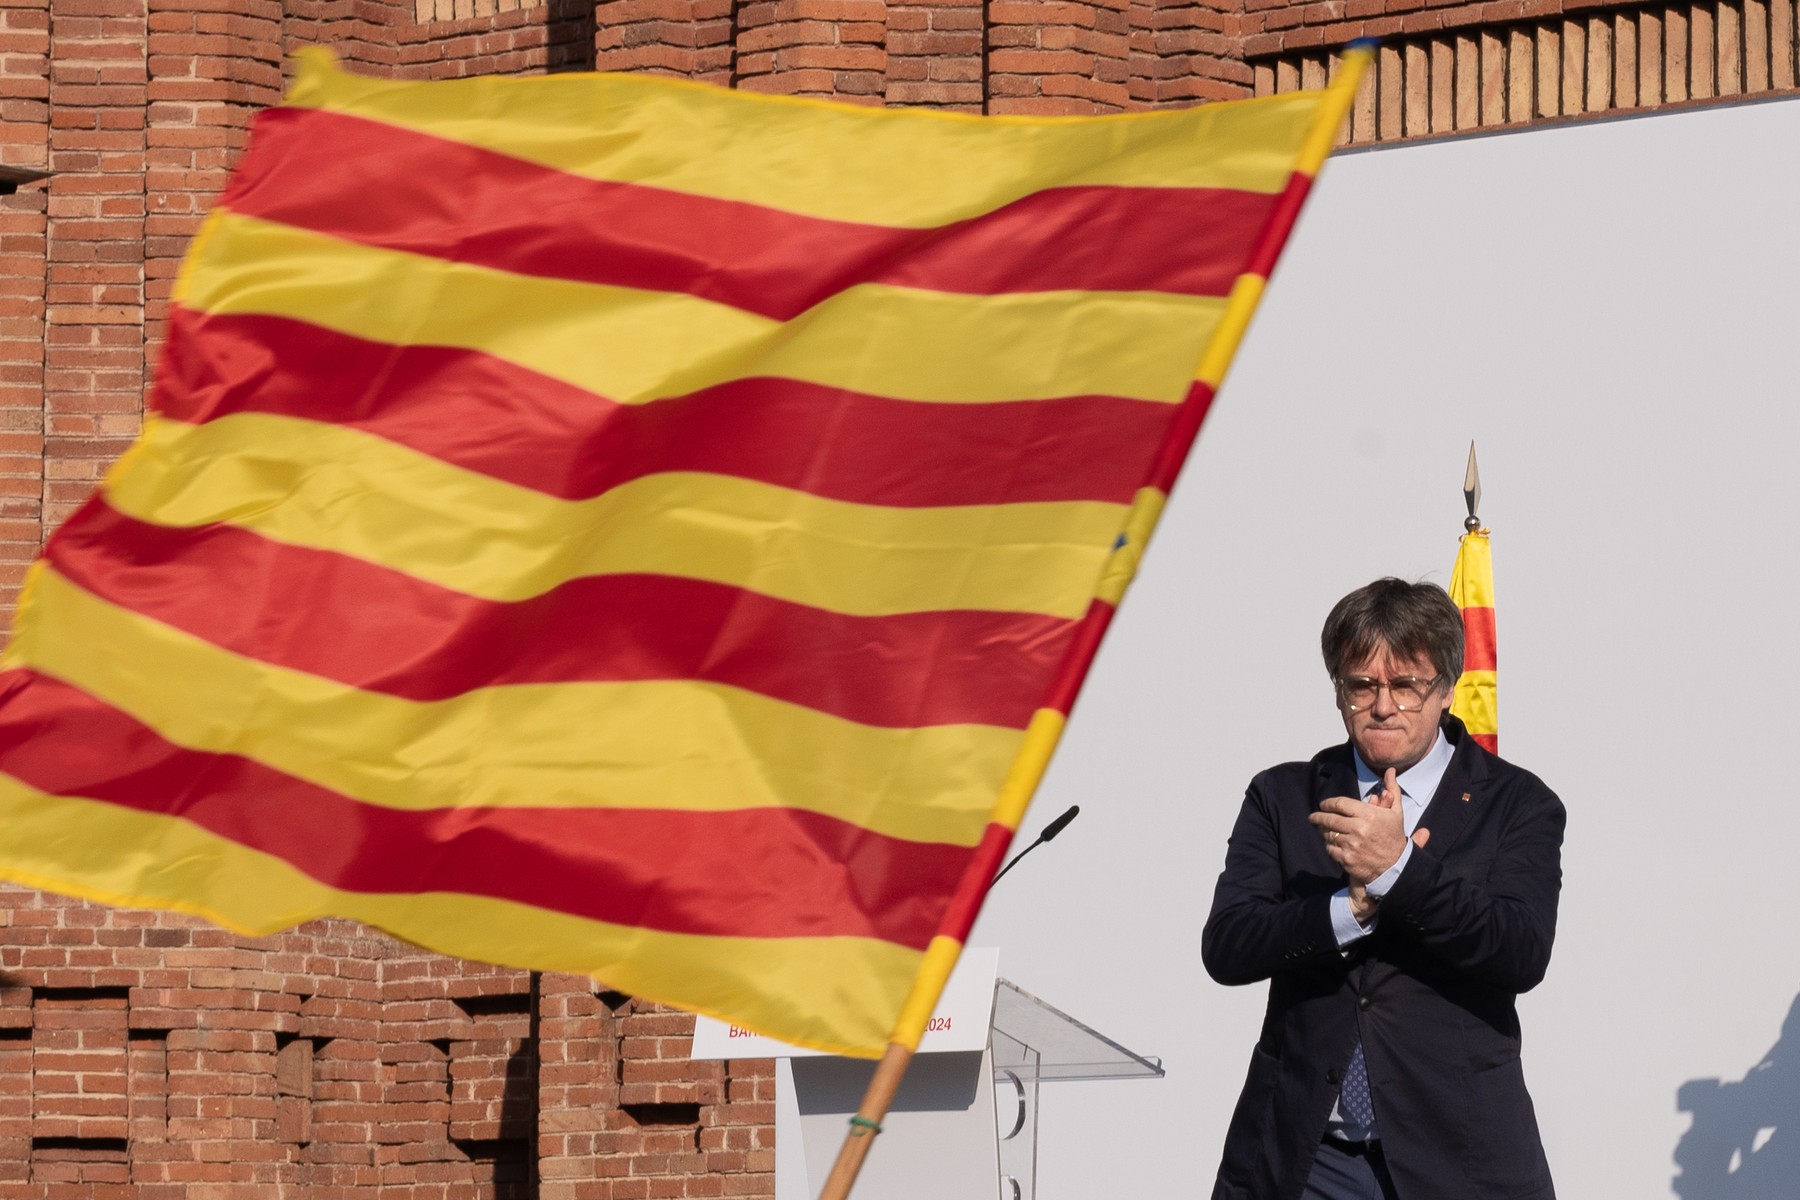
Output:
[{"xmin": 1335, "ymin": 674, "xmax": 1444, "ymax": 713}]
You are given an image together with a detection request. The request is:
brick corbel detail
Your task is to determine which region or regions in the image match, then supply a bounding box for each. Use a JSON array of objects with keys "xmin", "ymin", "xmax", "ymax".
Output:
[
  {"xmin": 886, "ymin": 0, "xmax": 985, "ymax": 108},
  {"xmin": 283, "ymin": 0, "xmax": 427, "ymax": 77},
  {"xmin": 594, "ymin": 0, "xmax": 733, "ymax": 81},
  {"xmin": 990, "ymin": 0, "xmax": 1133, "ymax": 114},
  {"xmin": 735, "ymin": 0, "xmax": 888, "ymax": 98},
  {"xmin": 1133, "ymin": 0, "xmax": 1253, "ymax": 104},
  {"xmin": 1239, "ymin": 0, "xmax": 1661, "ymax": 59}
]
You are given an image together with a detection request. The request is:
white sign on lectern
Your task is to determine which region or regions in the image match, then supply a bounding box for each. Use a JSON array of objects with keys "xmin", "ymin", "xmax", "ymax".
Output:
[{"xmin": 691, "ymin": 946, "xmax": 998, "ymax": 1058}]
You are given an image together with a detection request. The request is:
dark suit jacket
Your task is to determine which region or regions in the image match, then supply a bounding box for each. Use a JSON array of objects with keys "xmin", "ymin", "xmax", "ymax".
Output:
[{"xmin": 1202, "ymin": 717, "xmax": 1564, "ymax": 1200}]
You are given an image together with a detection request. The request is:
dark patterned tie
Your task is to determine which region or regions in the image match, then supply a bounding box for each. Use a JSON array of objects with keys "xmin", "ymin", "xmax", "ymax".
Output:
[
  {"xmin": 1340, "ymin": 1039, "xmax": 1376, "ymax": 1128},
  {"xmin": 1337, "ymin": 782, "xmax": 1384, "ymax": 1130}
]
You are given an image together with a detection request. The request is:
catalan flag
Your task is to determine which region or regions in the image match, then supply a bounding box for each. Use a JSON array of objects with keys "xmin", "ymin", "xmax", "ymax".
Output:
[
  {"xmin": 1450, "ymin": 529, "xmax": 1498, "ymax": 753},
  {"xmin": 0, "ymin": 50, "xmax": 1364, "ymax": 1057}
]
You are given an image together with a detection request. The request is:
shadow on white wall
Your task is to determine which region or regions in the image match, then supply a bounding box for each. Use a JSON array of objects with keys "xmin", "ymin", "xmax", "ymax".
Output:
[{"xmin": 1674, "ymin": 991, "xmax": 1799, "ymax": 1199}]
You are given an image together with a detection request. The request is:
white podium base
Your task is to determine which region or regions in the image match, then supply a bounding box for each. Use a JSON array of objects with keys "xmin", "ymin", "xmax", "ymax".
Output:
[{"xmin": 776, "ymin": 1049, "xmax": 1001, "ymax": 1200}]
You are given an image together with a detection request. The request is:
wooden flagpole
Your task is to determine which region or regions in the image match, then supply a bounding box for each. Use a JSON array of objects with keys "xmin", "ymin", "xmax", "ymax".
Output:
[{"xmin": 816, "ymin": 1043, "xmax": 914, "ymax": 1200}]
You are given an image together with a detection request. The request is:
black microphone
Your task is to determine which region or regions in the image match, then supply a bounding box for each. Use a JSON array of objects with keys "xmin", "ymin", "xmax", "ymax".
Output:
[
  {"xmin": 992, "ymin": 805, "xmax": 1080, "ymax": 885},
  {"xmin": 1039, "ymin": 805, "xmax": 1080, "ymax": 842}
]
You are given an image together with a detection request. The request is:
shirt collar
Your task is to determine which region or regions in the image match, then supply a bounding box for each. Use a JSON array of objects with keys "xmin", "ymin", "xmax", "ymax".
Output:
[{"xmin": 1353, "ymin": 726, "xmax": 1454, "ymax": 805}]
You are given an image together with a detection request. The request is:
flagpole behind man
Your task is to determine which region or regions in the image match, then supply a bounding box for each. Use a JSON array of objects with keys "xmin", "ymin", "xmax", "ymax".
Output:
[{"xmin": 1202, "ymin": 578, "xmax": 1564, "ymax": 1200}]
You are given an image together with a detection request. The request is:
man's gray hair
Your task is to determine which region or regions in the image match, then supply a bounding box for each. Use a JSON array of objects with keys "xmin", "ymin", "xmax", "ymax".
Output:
[{"xmin": 1320, "ymin": 578, "xmax": 1464, "ymax": 684}]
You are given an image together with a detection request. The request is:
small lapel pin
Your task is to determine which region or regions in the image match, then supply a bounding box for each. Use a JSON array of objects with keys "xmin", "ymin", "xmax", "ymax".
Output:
[{"xmin": 1461, "ymin": 792, "xmax": 1471, "ymax": 803}]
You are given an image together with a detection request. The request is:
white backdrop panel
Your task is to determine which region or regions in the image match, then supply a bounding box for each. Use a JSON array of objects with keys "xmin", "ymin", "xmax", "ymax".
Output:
[{"xmin": 968, "ymin": 92, "xmax": 1800, "ymax": 1200}]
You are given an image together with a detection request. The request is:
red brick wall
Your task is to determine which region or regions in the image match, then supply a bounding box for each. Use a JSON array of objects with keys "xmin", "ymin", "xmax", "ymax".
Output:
[
  {"xmin": 1132, "ymin": 0, "xmax": 1256, "ymax": 103},
  {"xmin": 583, "ymin": 0, "xmax": 1253, "ymax": 104},
  {"xmin": 732, "ymin": 0, "xmax": 889, "ymax": 98},
  {"xmin": 887, "ymin": 0, "xmax": 985, "ymax": 108},
  {"xmin": 0, "ymin": 0, "xmax": 48, "ymax": 612},
  {"xmin": 42, "ymin": 0, "xmax": 145, "ymax": 541},
  {"xmin": 0, "ymin": 885, "xmax": 774, "ymax": 1196},
  {"xmin": 988, "ymin": 0, "xmax": 1133, "ymax": 113},
  {"xmin": 593, "ymin": 0, "xmax": 733, "ymax": 82}
]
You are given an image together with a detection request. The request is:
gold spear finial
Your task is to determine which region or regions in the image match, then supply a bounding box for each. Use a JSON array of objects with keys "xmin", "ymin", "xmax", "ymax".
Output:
[{"xmin": 1463, "ymin": 441, "xmax": 1482, "ymax": 532}]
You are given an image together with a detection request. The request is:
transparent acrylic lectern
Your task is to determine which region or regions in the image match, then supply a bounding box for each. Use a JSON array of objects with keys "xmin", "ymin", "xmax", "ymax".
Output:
[
  {"xmin": 690, "ymin": 950, "xmax": 1163, "ymax": 1200},
  {"xmin": 988, "ymin": 977, "xmax": 1165, "ymax": 1200}
]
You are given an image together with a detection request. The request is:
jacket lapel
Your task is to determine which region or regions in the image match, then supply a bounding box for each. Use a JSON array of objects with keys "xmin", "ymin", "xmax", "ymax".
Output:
[
  {"xmin": 1310, "ymin": 747, "xmax": 1360, "ymax": 869},
  {"xmin": 1312, "ymin": 747, "xmax": 1360, "ymax": 810},
  {"xmin": 1411, "ymin": 721, "xmax": 1491, "ymax": 859}
]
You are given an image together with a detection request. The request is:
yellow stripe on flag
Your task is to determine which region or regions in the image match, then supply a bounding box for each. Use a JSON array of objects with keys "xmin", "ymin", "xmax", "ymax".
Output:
[
  {"xmin": 7, "ymin": 567, "xmax": 1017, "ymax": 847},
  {"xmin": 1095, "ymin": 487, "xmax": 1168, "ymax": 606},
  {"xmin": 990, "ymin": 707, "xmax": 1068, "ymax": 832},
  {"xmin": 178, "ymin": 211, "xmax": 1224, "ymax": 407},
  {"xmin": 106, "ymin": 414, "xmax": 1126, "ymax": 620},
  {"xmin": 0, "ymin": 776, "xmax": 916, "ymax": 1058},
  {"xmin": 1449, "ymin": 531, "xmax": 1495, "ymax": 608},
  {"xmin": 284, "ymin": 49, "xmax": 1326, "ymax": 228},
  {"xmin": 893, "ymin": 934, "xmax": 968, "ymax": 1048},
  {"xmin": 1194, "ymin": 274, "xmax": 1267, "ymax": 390},
  {"xmin": 1452, "ymin": 669, "xmax": 1498, "ymax": 736}
]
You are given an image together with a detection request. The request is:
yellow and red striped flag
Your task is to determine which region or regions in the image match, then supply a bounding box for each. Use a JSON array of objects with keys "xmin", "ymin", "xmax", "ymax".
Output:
[
  {"xmin": 1450, "ymin": 529, "xmax": 1498, "ymax": 753},
  {"xmin": 0, "ymin": 50, "xmax": 1364, "ymax": 1056}
]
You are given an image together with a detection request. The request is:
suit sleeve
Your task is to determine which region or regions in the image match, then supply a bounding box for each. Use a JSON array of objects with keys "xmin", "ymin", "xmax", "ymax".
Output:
[
  {"xmin": 1201, "ymin": 773, "xmax": 1341, "ymax": 986},
  {"xmin": 1376, "ymin": 776, "xmax": 1566, "ymax": 992}
]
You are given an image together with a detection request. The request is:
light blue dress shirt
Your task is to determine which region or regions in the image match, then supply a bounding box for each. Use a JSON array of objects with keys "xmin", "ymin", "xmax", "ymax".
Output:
[
  {"xmin": 1322, "ymin": 728, "xmax": 1453, "ymax": 1142},
  {"xmin": 1328, "ymin": 728, "xmax": 1453, "ymax": 947}
]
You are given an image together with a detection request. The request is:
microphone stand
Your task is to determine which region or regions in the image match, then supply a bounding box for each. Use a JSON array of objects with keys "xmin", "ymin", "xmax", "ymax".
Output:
[{"xmin": 992, "ymin": 805, "xmax": 1080, "ymax": 885}]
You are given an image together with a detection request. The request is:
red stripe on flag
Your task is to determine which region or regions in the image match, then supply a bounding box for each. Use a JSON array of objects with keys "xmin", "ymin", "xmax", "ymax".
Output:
[
  {"xmin": 1242, "ymin": 171, "xmax": 1316, "ymax": 280},
  {"xmin": 1041, "ymin": 599, "xmax": 1119, "ymax": 717},
  {"xmin": 226, "ymin": 107, "xmax": 1286, "ymax": 318},
  {"xmin": 1472, "ymin": 732, "xmax": 1498, "ymax": 754},
  {"xmin": 0, "ymin": 669, "xmax": 967, "ymax": 947},
  {"xmin": 1461, "ymin": 606, "xmax": 1496, "ymax": 671},
  {"xmin": 1144, "ymin": 381, "xmax": 1218, "ymax": 494},
  {"xmin": 933, "ymin": 821, "xmax": 1019, "ymax": 945},
  {"xmin": 49, "ymin": 501, "xmax": 1073, "ymax": 731},
  {"xmin": 154, "ymin": 309, "xmax": 1177, "ymax": 509}
]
